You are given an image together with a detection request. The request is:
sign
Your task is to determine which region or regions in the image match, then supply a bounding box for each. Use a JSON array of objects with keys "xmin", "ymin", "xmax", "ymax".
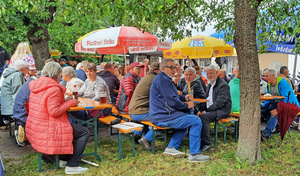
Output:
[
  {"xmin": 188, "ymin": 38, "xmax": 205, "ymax": 47},
  {"xmin": 129, "ymin": 46, "xmax": 158, "ymax": 54},
  {"xmin": 75, "ymin": 41, "xmax": 96, "ymax": 54}
]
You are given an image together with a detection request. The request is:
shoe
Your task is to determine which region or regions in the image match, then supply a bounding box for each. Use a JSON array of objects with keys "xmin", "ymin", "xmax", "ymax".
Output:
[
  {"xmin": 261, "ymin": 131, "xmax": 270, "ymax": 142},
  {"xmin": 134, "ymin": 133, "xmax": 141, "ymax": 144},
  {"xmin": 59, "ymin": 160, "xmax": 67, "ymax": 168},
  {"xmin": 200, "ymin": 145, "xmax": 211, "ymax": 152},
  {"xmin": 188, "ymin": 154, "xmax": 210, "ymax": 162},
  {"xmin": 163, "ymin": 147, "xmax": 186, "ymax": 158},
  {"xmin": 18, "ymin": 125, "xmax": 26, "ymax": 143},
  {"xmin": 138, "ymin": 138, "xmax": 151, "ymax": 151},
  {"xmin": 65, "ymin": 166, "xmax": 88, "ymax": 175},
  {"xmin": 15, "ymin": 130, "xmax": 25, "ymax": 147}
]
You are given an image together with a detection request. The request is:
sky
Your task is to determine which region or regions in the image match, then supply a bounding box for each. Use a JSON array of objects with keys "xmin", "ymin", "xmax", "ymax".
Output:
[{"xmin": 192, "ymin": 26, "xmax": 216, "ymax": 36}]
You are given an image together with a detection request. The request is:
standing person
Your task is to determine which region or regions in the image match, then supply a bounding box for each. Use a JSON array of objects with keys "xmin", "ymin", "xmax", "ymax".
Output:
[
  {"xmin": 128, "ymin": 62, "xmax": 160, "ymax": 150},
  {"xmin": 0, "ymin": 45, "xmax": 10, "ymax": 77},
  {"xmin": 229, "ymin": 71, "xmax": 240, "ymax": 113},
  {"xmin": 197, "ymin": 65, "xmax": 231, "ymax": 152},
  {"xmin": 26, "ymin": 62, "xmax": 89, "ymax": 174},
  {"xmin": 115, "ymin": 62, "xmax": 144, "ymax": 114},
  {"xmin": 140, "ymin": 59, "xmax": 149, "ymax": 78},
  {"xmin": 60, "ymin": 52, "xmax": 69, "ymax": 62},
  {"xmin": 230, "ymin": 67, "xmax": 239, "ymax": 80},
  {"xmin": 149, "ymin": 58, "xmax": 209, "ymax": 162},
  {"xmin": 114, "ymin": 66, "xmax": 123, "ymax": 81}
]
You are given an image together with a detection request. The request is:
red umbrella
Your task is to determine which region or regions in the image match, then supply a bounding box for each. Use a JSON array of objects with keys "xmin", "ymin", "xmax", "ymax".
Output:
[{"xmin": 277, "ymin": 92, "xmax": 300, "ymax": 140}]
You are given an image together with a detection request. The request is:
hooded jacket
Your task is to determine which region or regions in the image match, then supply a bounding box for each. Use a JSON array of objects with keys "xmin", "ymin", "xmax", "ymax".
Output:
[
  {"xmin": 26, "ymin": 76, "xmax": 76, "ymax": 155},
  {"xmin": 1, "ymin": 68, "xmax": 25, "ymax": 115}
]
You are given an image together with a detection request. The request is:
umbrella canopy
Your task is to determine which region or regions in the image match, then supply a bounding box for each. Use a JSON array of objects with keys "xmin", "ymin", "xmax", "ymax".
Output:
[
  {"xmin": 277, "ymin": 92, "xmax": 300, "ymax": 140},
  {"xmin": 163, "ymin": 36, "xmax": 234, "ymax": 59},
  {"xmin": 49, "ymin": 49, "xmax": 61, "ymax": 56}
]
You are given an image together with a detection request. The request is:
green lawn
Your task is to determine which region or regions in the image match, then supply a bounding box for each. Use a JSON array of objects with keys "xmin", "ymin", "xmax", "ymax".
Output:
[{"xmin": 4, "ymin": 131, "xmax": 300, "ymax": 176}]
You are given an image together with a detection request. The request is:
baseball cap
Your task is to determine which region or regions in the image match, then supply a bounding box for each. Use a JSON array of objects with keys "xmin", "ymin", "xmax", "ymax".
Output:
[
  {"xmin": 150, "ymin": 62, "xmax": 160, "ymax": 71},
  {"xmin": 129, "ymin": 62, "xmax": 144, "ymax": 69}
]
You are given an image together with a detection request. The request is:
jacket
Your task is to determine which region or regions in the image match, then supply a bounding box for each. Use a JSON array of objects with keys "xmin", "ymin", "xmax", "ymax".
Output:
[
  {"xmin": 97, "ymin": 70, "xmax": 120, "ymax": 100},
  {"xmin": 1, "ymin": 68, "xmax": 25, "ymax": 115},
  {"xmin": 0, "ymin": 46, "xmax": 10, "ymax": 67},
  {"xmin": 76, "ymin": 69, "xmax": 87, "ymax": 81},
  {"xmin": 26, "ymin": 76, "xmax": 76, "ymax": 155},
  {"xmin": 206, "ymin": 76, "xmax": 232, "ymax": 120},
  {"xmin": 129, "ymin": 71, "xmax": 157, "ymax": 115},
  {"xmin": 115, "ymin": 70, "xmax": 140, "ymax": 113},
  {"xmin": 263, "ymin": 77, "xmax": 300, "ymax": 108},
  {"xmin": 229, "ymin": 78, "xmax": 240, "ymax": 112},
  {"xmin": 149, "ymin": 71, "xmax": 189, "ymax": 124}
]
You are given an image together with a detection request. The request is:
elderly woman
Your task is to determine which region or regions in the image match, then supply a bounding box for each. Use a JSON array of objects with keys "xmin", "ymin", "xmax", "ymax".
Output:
[
  {"xmin": 78, "ymin": 63, "xmax": 111, "ymax": 117},
  {"xmin": 62, "ymin": 66, "xmax": 84, "ymax": 97},
  {"xmin": 26, "ymin": 62, "xmax": 89, "ymax": 175}
]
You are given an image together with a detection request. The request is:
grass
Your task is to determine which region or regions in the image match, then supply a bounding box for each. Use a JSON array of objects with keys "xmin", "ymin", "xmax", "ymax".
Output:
[{"xmin": 4, "ymin": 130, "xmax": 300, "ymax": 176}]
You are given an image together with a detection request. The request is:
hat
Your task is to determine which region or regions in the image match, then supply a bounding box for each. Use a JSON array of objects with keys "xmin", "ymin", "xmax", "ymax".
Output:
[
  {"xmin": 59, "ymin": 58, "xmax": 66, "ymax": 62},
  {"xmin": 150, "ymin": 62, "xmax": 160, "ymax": 71},
  {"xmin": 96, "ymin": 65, "xmax": 104, "ymax": 71},
  {"xmin": 129, "ymin": 62, "xmax": 144, "ymax": 69}
]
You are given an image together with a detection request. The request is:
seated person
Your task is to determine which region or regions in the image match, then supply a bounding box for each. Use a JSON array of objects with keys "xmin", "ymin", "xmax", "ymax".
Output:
[
  {"xmin": 26, "ymin": 62, "xmax": 89, "ymax": 174},
  {"xmin": 62, "ymin": 66, "xmax": 84, "ymax": 97},
  {"xmin": 115, "ymin": 62, "xmax": 143, "ymax": 114},
  {"xmin": 229, "ymin": 70, "xmax": 240, "ymax": 113},
  {"xmin": 218, "ymin": 69, "xmax": 230, "ymax": 83},
  {"xmin": 13, "ymin": 65, "xmax": 37, "ymax": 147},
  {"xmin": 173, "ymin": 63, "xmax": 185, "ymax": 91},
  {"xmin": 150, "ymin": 58, "xmax": 209, "ymax": 162},
  {"xmin": 76, "ymin": 61, "xmax": 88, "ymax": 81},
  {"xmin": 261, "ymin": 69, "xmax": 300, "ymax": 141},
  {"xmin": 181, "ymin": 67, "xmax": 206, "ymax": 113},
  {"xmin": 197, "ymin": 65, "xmax": 231, "ymax": 152},
  {"xmin": 78, "ymin": 63, "xmax": 111, "ymax": 117},
  {"xmin": 128, "ymin": 62, "xmax": 160, "ymax": 150},
  {"xmin": 193, "ymin": 66, "xmax": 207, "ymax": 90}
]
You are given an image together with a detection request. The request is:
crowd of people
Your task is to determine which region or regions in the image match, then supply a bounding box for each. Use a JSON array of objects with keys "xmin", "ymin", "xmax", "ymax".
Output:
[{"xmin": 1, "ymin": 42, "xmax": 300, "ymax": 174}]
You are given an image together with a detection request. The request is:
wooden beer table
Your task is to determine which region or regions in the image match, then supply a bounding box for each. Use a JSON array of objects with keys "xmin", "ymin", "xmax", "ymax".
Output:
[
  {"xmin": 260, "ymin": 95, "xmax": 285, "ymax": 101},
  {"xmin": 68, "ymin": 97, "xmax": 113, "ymax": 161}
]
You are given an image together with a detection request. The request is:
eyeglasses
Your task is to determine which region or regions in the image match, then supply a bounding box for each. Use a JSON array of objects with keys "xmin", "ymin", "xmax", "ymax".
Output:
[{"xmin": 164, "ymin": 66, "xmax": 176, "ymax": 70}]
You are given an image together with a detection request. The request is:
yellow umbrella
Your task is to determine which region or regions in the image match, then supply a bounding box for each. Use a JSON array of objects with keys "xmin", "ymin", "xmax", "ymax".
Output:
[
  {"xmin": 49, "ymin": 49, "xmax": 61, "ymax": 56},
  {"xmin": 163, "ymin": 36, "xmax": 234, "ymax": 59}
]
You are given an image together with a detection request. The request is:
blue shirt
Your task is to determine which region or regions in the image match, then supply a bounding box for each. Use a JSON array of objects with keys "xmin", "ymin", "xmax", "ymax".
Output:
[{"xmin": 76, "ymin": 69, "xmax": 87, "ymax": 81}]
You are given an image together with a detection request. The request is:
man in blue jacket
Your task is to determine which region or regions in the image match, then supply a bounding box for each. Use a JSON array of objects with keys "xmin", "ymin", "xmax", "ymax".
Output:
[
  {"xmin": 149, "ymin": 58, "xmax": 209, "ymax": 162},
  {"xmin": 261, "ymin": 69, "xmax": 300, "ymax": 141}
]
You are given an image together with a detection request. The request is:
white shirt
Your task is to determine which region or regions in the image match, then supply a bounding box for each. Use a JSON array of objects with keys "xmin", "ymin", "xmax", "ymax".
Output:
[{"xmin": 206, "ymin": 80, "xmax": 216, "ymax": 108}]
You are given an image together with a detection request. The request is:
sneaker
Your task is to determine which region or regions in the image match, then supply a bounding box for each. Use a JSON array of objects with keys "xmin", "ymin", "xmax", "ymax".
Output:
[
  {"xmin": 65, "ymin": 166, "xmax": 88, "ymax": 175},
  {"xmin": 15, "ymin": 130, "xmax": 25, "ymax": 147},
  {"xmin": 163, "ymin": 147, "xmax": 186, "ymax": 158},
  {"xmin": 200, "ymin": 145, "xmax": 211, "ymax": 152},
  {"xmin": 59, "ymin": 160, "xmax": 67, "ymax": 168},
  {"xmin": 261, "ymin": 131, "xmax": 270, "ymax": 142},
  {"xmin": 18, "ymin": 125, "xmax": 26, "ymax": 143},
  {"xmin": 188, "ymin": 154, "xmax": 210, "ymax": 162},
  {"xmin": 138, "ymin": 138, "xmax": 151, "ymax": 151}
]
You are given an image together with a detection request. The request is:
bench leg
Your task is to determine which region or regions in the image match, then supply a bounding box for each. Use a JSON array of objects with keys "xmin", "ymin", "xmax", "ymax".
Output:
[
  {"xmin": 132, "ymin": 132, "xmax": 135, "ymax": 157},
  {"xmin": 214, "ymin": 122, "xmax": 218, "ymax": 146},
  {"xmin": 55, "ymin": 155, "xmax": 59, "ymax": 169},
  {"xmin": 38, "ymin": 153, "xmax": 42, "ymax": 172},
  {"xmin": 152, "ymin": 129, "xmax": 155, "ymax": 154},
  {"xmin": 118, "ymin": 132, "xmax": 122, "ymax": 159},
  {"xmin": 224, "ymin": 123, "xmax": 227, "ymax": 144},
  {"xmin": 163, "ymin": 129, "xmax": 167, "ymax": 148},
  {"xmin": 235, "ymin": 121, "xmax": 238, "ymax": 141}
]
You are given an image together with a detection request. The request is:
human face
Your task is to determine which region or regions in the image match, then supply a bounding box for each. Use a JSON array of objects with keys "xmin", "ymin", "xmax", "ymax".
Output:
[
  {"xmin": 162, "ymin": 61, "xmax": 176, "ymax": 77},
  {"xmin": 264, "ymin": 71, "xmax": 276, "ymax": 85},
  {"xmin": 60, "ymin": 61, "xmax": 65, "ymax": 66},
  {"xmin": 107, "ymin": 66, "xmax": 114, "ymax": 73},
  {"xmin": 184, "ymin": 71, "xmax": 196, "ymax": 84},
  {"xmin": 86, "ymin": 69, "xmax": 97, "ymax": 81},
  {"xmin": 20, "ymin": 67, "xmax": 29, "ymax": 76},
  {"xmin": 114, "ymin": 68, "xmax": 120, "ymax": 76},
  {"xmin": 218, "ymin": 70, "xmax": 225, "ymax": 79},
  {"xmin": 233, "ymin": 69, "xmax": 239, "ymax": 76},
  {"xmin": 206, "ymin": 69, "xmax": 218, "ymax": 83},
  {"xmin": 62, "ymin": 71, "xmax": 71, "ymax": 82},
  {"xmin": 132, "ymin": 66, "xmax": 142, "ymax": 76}
]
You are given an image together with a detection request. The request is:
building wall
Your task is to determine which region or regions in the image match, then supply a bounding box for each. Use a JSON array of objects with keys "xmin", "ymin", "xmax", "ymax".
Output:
[{"xmin": 258, "ymin": 53, "xmax": 288, "ymax": 73}]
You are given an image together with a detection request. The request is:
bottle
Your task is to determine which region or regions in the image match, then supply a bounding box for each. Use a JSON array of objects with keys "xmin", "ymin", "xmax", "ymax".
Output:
[{"xmin": 73, "ymin": 85, "xmax": 78, "ymax": 100}]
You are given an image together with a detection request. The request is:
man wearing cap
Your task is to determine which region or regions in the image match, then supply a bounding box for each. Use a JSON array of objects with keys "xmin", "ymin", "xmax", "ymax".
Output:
[
  {"xmin": 128, "ymin": 62, "xmax": 160, "ymax": 150},
  {"xmin": 97, "ymin": 63, "xmax": 120, "ymax": 104},
  {"xmin": 59, "ymin": 58, "xmax": 68, "ymax": 68},
  {"xmin": 115, "ymin": 62, "xmax": 144, "ymax": 114}
]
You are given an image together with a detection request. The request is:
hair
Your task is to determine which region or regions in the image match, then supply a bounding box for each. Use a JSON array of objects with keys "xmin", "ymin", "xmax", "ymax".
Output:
[
  {"xmin": 143, "ymin": 59, "xmax": 149, "ymax": 63},
  {"xmin": 206, "ymin": 65, "xmax": 218, "ymax": 71},
  {"xmin": 264, "ymin": 69, "xmax": 276, "ymax": 76},
  {"xmin": 45, "ymin": 58, "xmax": 55, "ymax": 64},
  {"xmin": 86, "ymin": 63, "xmax": 96, "ymax": 72},
  {"xmin": 11, "ymin": 42, "xmax": 32, "ymax": 64},
  {"xmin": 62, "ymin": 66, "xmax": 77, "ymax": 78},
  {"xmin": 279, "ymin": 66, "xmax": 289, "ymax": 74},
  {"xmin": 13, "ymin": 60, "xmax": 29, "ymax": 70},
  {"xmin": 104, "ymin": 63, "xmax": 114, "ymax": 70},
  {"xmin": 76, "ymin": 62, "xmax": 82, "ymax": 70},
  {"xmin": 184, "ymin": 67, "xmax": 196, "ymax": 74},
  {"xmin": 160, "ymin": 58, "xmax": 175, "ymax": 70},
  {"xmin": 81, "ymin": 61, "xmax": 89, "ymax": 70},
  {"xmin": 41, "ymin": 62, "xmax": 62, "ymax": 79},
  {"xmin": 220, "ymin": 69, "xmax": 226, "ymax": 75},
  {"xmin": 233, "ymin": 67, "xmax": 239, "ymax": 71},
  {"xmin": 114, "ymin": 66, "xmax": 121, "ymax": 74},
  {"xmin": 193, "ymin": 66, "xmax": 200, "ymax": 72}
]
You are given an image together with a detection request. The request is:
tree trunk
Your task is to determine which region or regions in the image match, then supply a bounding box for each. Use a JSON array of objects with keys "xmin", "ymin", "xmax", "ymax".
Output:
[{"xmin": 234, "ymin": 0, "xmax": 263, "ymax": 163}]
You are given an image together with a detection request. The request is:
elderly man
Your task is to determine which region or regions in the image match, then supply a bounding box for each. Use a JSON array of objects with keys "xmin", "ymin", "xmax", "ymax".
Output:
[
  {"xmin": 182, "ymin": 67, "xmax": 206, "ymax": 113},
  {"xmin": 115, "ymin": 62, "xmax": 144, "ymax": 114},
  {"xmin": 261, "ymin": 69, "xmax": 300, "ymax": 141},
  {"xmin": 1, "ymin": 60, "xmax": 29, "ymax": 130},
  {"xmin": 150, "ymin": 58, "xmax": 209, "ymax": 162},
  {"xmin": 278, "ymin": 66, "xmax": 293, "ymax": 89},
  {"xmin": 218, "ymin": 69, "xmax": 230, "ymax": 83},
  {"xmin": 197, "ymin": 65, "xmax": 231, "ymax": 152},
  {"xmin": 173, "ymin": 63, "xmax": 185, "ymax": 91},
  {"xmin": 128, "ymin": 62, "xmax": 160, "ymax": 150},
  {"xmin": 76, "ymin": 61, "xmax": 88, "ymax": 81},
  {"xmin": 230, "ymin": 67, "xmax": 239, "ymax": 81}
]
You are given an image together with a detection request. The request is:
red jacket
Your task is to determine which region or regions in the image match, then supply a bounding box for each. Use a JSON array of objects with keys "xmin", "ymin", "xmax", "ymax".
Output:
[
  {"xmin": 26, "ymin": 76, "xmax": 76, "ymax": 155},
  {"xmin": 115, "ymin": 71, "xmax": 140, "ymax": 113}
]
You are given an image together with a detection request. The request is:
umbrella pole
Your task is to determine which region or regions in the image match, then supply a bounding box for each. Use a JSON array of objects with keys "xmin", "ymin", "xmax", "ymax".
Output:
[
  {"xmin": 124, "ymin": 47, "xmax": 127, "ymax": 74},
  {"xmin": 111, "ymin": 54, "xmax": 113, "ymax": 64},
  {"xmin": 292, "ymin": 54, "xmax": 298, "ymax": 86}
]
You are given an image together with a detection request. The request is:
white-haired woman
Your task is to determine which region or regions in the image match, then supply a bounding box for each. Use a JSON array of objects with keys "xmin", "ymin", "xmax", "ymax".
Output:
[
  {"xmin": 62, "ymin": 66, "xmax": 84, "ymax": 98},
  {"xmin": 9, "ymin": 42, "xmax": 36, "ymax": 80},
  {"xmin": 26, "ymin": 62, "xmax": 89, "ymax": 174}
]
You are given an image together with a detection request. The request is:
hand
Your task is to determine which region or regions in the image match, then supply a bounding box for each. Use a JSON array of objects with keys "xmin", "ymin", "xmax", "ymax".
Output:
[
  {"xmin": 185, "ymin": 94, "xmax": 193, "ymax": 101},
  {"xmin": 197, "ymin": 111, "xmax": 206, "ymax": 116},
  {"xmin": 187, "ymin": 101, "xmax": 194, "ymax": 109},
  {"xmin": 173, "ymin": 77, "xmax": 180, "ymax": 84},
  {"xmin": 66, "ymin": 93, "xmax": 72, "ymax": 96},
  {"xmin": 177, "ymin": 90, "xmax": 182, "ymax": 95},
  {"xmin": 71, "ymin": 99, "xmax": 80, "ymax": 107},
  {"xmin": 270, "ymin": 109, "xmax": 277, "ymax": 117}
]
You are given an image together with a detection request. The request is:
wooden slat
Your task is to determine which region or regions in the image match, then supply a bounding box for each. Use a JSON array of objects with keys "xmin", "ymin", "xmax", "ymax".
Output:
[{"xmin": 98, "ymin": 115, "xmax": 125, "ymax": 125}]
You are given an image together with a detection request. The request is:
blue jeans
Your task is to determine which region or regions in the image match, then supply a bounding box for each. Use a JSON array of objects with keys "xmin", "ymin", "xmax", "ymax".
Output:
[
  {"xmin": 154, "ymin": 114, "xmax": 202, "ymax": 155},
  {"xmin": 264, "ymin": 114, "xmax": 278, "ymax": 136},
  {"xmin": 129, "ymin": 113, "xmax": 153, "ymax": 142}
]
